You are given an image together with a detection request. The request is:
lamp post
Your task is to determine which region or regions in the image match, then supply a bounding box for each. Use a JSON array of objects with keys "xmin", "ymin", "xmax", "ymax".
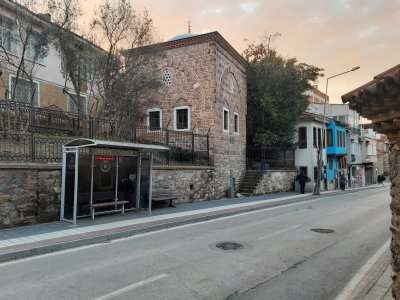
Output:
[{"xmin": 314, "ymin": 66, "xmax": 360, "ymax": 195}]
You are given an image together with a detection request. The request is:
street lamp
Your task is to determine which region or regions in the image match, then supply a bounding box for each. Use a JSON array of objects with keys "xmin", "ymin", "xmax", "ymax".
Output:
[{"xmin": 314, "ymin": 66, "xmax": 360, "ymax": 195}]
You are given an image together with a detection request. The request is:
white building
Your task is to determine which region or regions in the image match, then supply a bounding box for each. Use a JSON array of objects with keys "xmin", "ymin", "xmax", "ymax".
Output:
[{"xmin": 295, "ymin": 112, "xmax": 328, "ymax": 192}]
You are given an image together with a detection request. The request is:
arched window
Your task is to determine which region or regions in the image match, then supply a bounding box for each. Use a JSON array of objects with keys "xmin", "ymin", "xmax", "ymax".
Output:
[
  {"xmin": 162, "ymin": 69, "xmax": 172, "ymax": 86},
  {"xmin": 228, "ymin": 74, "xmax": 234, "ymax": 94}
]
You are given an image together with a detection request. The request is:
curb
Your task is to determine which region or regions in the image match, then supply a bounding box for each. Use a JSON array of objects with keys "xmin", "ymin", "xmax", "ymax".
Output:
[{"xmin": 0, "ymin": 185, "xmax": 384, "ymax": 262}]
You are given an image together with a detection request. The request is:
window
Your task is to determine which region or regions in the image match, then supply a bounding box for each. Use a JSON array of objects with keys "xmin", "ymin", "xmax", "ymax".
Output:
[
  {"xmin": 0, "ymin": 16, "xmax": 18, "ymax": 54},
  {"xmin": 67, "ymin": 94, "xmax": 87, "ymax": 114},
  {"xmin": 228, "ymin": 75, "xmax": 234, "ymax": 94},
  {"xmin": 298, "ymin": 127, "xmax": 307, "ymax": 149},
  {"xmin": 339, "ymin": 157, "xmax": 347, "ymax": 169},
  {"xmin": 60, "ymin": 53, "xmax": 92, "ymax": 81},
  {"xmin": 26, "ymin": 32, "xmax": 46, "ymax": 64},
  {"xmin": 327, "ymin": 129, "xmax": 333, "ymax": 147},
  {"xmin": 313, "ymin": 127, "xmax": 317, "ymax": 148},
  {"xmin": 9, "ymin": 76, "xmax": 39, "ymax": 107},
  {"xmin": 337, "ymin": 131, "xmax": 345, "ymax": 147},
  {"xmin": 162, "ymin": 69, "xmax": 172, "ymax": 86},
  {"xmin": 147, "ymin": 108, "xmax": 162, "ymax": 131},
  {"xmin": 234, "ymin": 112, "xmax": 239, "ymax": 134},
  {"xmin": 318, "ymin": 128, "xmax": 322, "ymax": 148},
  {"xmin": 351, "ymin": 140, "xmax": 360, "ymax": 155},
  {"xmin": 223, "ymin": 108, "xmax": 229, "ymax": 132},
  {"xmin": 313, "ymin": 127, "xmax": 322, "ymax": 148},
  {"xmin": 174, "ymin": 106, "xmax": 190, "ymax": 130}
]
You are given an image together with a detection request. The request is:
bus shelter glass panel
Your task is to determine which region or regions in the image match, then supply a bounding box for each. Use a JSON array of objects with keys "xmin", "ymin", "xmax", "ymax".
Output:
[
  {"xmin": 140, "ymin": 156, "xmax": 151, "ymax": 209},
  {"xmin": 64, "ymin": 153, "xmax": 76, "ymax": 221},
  {"xmin": 118, "ymin": 156, "xmax": 138, "ymax": 209}
]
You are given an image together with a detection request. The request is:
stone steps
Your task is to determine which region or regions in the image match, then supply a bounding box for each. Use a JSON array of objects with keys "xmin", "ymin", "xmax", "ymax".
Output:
[{"xmin": 238, "ymin": 171, "xmax": 265, "ymax": 195}]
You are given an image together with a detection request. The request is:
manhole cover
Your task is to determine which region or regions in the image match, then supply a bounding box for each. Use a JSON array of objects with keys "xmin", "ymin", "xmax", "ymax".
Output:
[
  {"xmin": 311, "ymin": 228, "xmax": 335, "ymax": 234},
  {"xmin": 215, "ymin": 242, "xmax": 244, "ymax": 251}
]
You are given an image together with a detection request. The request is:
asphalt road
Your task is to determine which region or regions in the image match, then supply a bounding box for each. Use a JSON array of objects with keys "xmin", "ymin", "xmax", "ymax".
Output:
[{"xmin": 0, "ymin": 187, "xmax": 391, "ymax": 300}]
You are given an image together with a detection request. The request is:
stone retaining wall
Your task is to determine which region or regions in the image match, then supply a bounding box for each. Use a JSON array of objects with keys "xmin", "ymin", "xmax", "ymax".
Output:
[
  {"xmin": 0, "ymin": 164, "xmax": 216, "ymax": 229},
  {"xmin": 152, "ymin": 166, "xmax": 216, "ymax": 204},
  {"xmin": 0, "ymin": 165, "xmax": 296, "ymax": 229},
  {"xmin": 253, "ymin": 170, "xmax": 297, "ymax": 194},
  {"xmin": 0, "ymin": 164, "xmax": 61, "ymax": 229}
]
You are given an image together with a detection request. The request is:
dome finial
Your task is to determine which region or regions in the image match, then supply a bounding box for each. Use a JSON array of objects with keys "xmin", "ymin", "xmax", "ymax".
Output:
[{"xmin": 188, "ymin": 21, "xmax": 191, "ymax": 34}]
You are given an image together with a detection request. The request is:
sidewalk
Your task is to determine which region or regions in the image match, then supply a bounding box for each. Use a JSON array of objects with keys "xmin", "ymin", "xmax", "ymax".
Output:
[
  {"xmin": 0, "ymin": 184, "xmax": 390, "ymax": 299},
  {"xmin": 364, "ymin": 262, "xmax": 393, "ymax": 300}
]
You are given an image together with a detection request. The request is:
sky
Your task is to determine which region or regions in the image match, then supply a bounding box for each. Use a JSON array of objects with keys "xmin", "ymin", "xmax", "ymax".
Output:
[{"xmin": 81, "ymin": 0, "xmax": 400, "ymax": 104}]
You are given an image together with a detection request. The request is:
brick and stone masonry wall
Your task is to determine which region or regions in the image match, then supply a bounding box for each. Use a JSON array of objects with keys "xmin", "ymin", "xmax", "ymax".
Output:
[
  {"xmin": 254, "ymin": 170, "xmax": 298, "ymax": 195},
  {"xmin": 211, "ymin": 42, "xmax": 247, "ymax": 198},
  {"xmin": 0, "ymin": 165, "xmax": 61, "ymax": 229},
  {"xmin": 0, "ymin": 164, "xmax": 296, "ymax": 229},
  {"xmin": 0, "ymin": 165, "xmax": 215, "ymax": 229},
  {"xmin": 152, "ymin": 166, "xmax": 216, "ymax": 204}
]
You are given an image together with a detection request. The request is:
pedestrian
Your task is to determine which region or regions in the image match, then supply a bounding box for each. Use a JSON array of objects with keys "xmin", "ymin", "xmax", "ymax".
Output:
[
  {"xmin": 377, "ymin": 174, "xmax": 383, "ymax": 185},
  {"xmin": 296, "ymin": 171, "xmax": 308, "ymax": 194},
  {"xmin": 382, "ymin": 174, "xmax": 386, "ymax": 186},
  {"xmin": 339, "ymin": 173, "xmax": 347, "ymax": 191}
]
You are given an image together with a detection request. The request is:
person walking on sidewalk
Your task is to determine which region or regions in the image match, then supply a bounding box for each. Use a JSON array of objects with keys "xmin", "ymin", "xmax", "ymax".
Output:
[
  {"xmin": 339, "ymin": 173, "xmax": 347, "ymax": 191},
  {"xmin": 377, "ymin": 174, "xmax": 386, "ymax": 186},
  {"xmin": 296, "ymin": 171, "xmax": 308, "ymax": 194}
]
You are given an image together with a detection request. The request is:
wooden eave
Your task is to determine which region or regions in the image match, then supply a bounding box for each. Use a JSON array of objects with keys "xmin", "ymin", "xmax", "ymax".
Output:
[{"xmin": 342, "ymin": 64, "xmax": 400, "ymax": 135}]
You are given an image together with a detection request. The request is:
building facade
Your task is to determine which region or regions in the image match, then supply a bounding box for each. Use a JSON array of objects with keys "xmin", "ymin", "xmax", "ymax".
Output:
[
  {"xmin": 295, "ymin": 112, "xmax": 328, "ymax": 192},
  {"xmin": 134, "ymin": 32, "xmax": 248, "ymax": 198},
  {"xmin": 0, "ymin": 0, "xmax": 93, "ymax": 113}
]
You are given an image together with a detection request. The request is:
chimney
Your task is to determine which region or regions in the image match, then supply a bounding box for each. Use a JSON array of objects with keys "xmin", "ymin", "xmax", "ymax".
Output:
[{"xmin": 37, "ymin": 13, "xmax": 51, "ymax": 22}]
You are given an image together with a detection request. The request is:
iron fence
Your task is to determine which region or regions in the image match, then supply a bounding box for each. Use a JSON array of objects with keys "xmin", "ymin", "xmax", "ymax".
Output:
[
  {"xmin": 247, "ymin": 147, "xmax": 295, "ymax": 170},
  {"xmin": 133, "ymin": 125, "xmax": 210, "ymax": 166},
  {"xmin": 0, "ymin": 100, "xmax": 89, "ymax": 136},
  {"xmin": 0, "ymin": 133, "xmax": 71, "ymax": 163},
  {"xmin": 0, "ymin": 101, "xmax": 210, "ymax": 166}
]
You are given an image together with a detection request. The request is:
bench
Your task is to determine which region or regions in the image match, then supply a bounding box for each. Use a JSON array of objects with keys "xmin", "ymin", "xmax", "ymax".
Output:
[
  {"xmin": 151, "ymin": 191, "xmax": 178, "ymax": 208},
  {"xmin": 90, "ymin": 200, "xmax": 129, "ymax": 220}
]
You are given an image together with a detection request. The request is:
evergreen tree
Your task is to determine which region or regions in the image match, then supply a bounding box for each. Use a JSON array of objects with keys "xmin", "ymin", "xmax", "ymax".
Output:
[{"xmin": 244, "ymin": 34, "xmax": 324, "ymax": 149}]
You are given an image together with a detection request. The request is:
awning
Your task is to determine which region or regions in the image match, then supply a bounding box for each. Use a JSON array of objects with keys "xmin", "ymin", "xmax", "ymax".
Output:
[{"xmin": 64, "ymin": 138, "xmax": 170, "ymax": 151}]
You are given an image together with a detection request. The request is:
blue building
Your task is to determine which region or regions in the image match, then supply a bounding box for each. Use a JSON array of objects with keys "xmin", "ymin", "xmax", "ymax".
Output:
[{"xmin": 325, "ymin": 120, "xmax": 347, "ymax": 190}]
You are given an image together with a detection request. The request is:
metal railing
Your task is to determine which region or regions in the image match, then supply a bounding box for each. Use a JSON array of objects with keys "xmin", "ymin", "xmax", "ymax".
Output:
[
  {"xmin": 0, "ymin": 133, "xmax": 71, "ymax": 163},
  {"xmin": 0, "ymin": 101, "xmax": 210, "ymax": 166},
  {"xmin": 133, "ymin": 125, "xmax": 210, "ymax": 166},
  {"xmin": 247, "ymin": 147, "xmax": 295, "ymax": 170}
]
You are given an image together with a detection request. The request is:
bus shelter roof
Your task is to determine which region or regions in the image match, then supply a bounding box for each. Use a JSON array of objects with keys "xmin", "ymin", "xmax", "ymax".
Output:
[{"xmin": 64, "ymin": 138, "xmax": 169, "ymax": 152}]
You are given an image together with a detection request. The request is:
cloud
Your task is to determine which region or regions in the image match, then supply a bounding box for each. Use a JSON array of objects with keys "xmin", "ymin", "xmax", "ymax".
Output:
[
  {"xmin": 358, "ymin": 26, "xmax": 379, "ymax": 38},
  {"xmin": 238, "ymin": 2, "xmax": 256, "ymax": 13},
  {"xmin": 199, "ymin": 7, "xmax": 224, "ymax": 17}
]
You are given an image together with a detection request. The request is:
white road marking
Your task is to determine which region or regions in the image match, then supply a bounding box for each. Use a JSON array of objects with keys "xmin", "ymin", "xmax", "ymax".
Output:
[
  {"xmin": 335, "ymin": 240, "xmax": 390, "ymax": 300},
  {"xmin": 257, "ymin": 224, "xmax": 302, "ymax": 241},
  {"xmin": 94, "ymin": 274, "xmax": 168, "ymax": 300}
]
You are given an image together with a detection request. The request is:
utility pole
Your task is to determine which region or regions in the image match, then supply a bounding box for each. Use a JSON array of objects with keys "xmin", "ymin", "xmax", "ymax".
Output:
[{"xmin": 314, "ymin": 66, "xmax": 360, "ymax": 195}]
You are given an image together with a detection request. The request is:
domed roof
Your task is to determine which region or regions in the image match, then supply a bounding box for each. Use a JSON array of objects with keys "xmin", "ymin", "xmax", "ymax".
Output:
[{"xmin": 167, "ymin": 33, "xmax": 198, "ymax": 42}]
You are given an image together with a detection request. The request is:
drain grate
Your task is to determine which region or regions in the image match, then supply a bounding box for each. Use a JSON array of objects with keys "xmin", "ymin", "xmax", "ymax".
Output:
[
  {"xmin": 215, "ymin": 242, "xmax": 244, "ymax": 251},
  {"xmin": 311, "ymin": 228, "xmax": 335, "ymax": 234}
]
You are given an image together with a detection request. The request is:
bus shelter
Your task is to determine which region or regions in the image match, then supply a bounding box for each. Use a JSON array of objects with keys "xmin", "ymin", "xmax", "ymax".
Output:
[{"xmin": 60, "ymin": 138, "xmax": 169, "ymax": 224}]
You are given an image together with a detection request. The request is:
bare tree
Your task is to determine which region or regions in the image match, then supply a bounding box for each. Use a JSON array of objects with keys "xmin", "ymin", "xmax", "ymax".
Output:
[
  {"xmin": 0, "ymin": 0, "xmax": 50, "ymax": 132},
  {"xmin": 88, "ymin": 0, "xmax": 163, "ymax": 141}
]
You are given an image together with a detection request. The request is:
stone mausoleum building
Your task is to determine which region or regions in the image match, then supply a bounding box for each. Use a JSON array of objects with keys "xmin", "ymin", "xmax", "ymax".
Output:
[{"xmin": 132, "ymin": 31, "xmax": 248, "ymax": 199}]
